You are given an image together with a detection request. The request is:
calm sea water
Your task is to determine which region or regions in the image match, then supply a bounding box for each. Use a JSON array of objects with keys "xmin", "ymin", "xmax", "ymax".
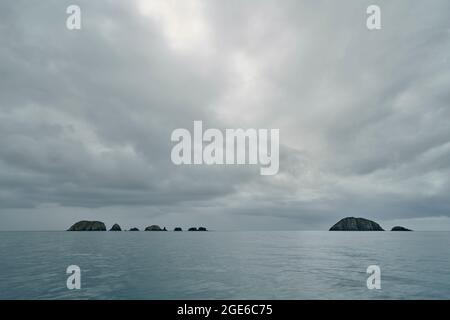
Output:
[{"xmin": 0, "ymin": 231, "xmax": 449, "ymax": 299}]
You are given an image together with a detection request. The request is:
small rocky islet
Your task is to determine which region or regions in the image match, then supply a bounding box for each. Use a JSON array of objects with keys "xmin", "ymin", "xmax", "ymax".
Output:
[
  {"xmin": 109, "ymin": 223, "xmax": 121, "ymax": 231},
  {"xmin": 144, "ymin": 225, "xmax": 164, "ymax": 231},
  {"xmin": 391, "ymin": 226, "xmax": 412, "ymax": 231},
  {"xmin": 67, "ymin": 221, "xmax": 208, "ymax": 232}
]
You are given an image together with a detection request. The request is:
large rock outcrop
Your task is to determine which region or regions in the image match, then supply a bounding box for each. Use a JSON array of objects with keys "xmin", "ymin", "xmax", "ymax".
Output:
[
  {"xmin": 188, "ymin": 227, "xmax": 198, "ymax": 231},
  {"xmin": 198, "ymin": 227, "xmax": 207, "ymax": 231},
  {"xmin": 329, "ymin": 217, "xmax": 384, "ymax": 231},
  {"xmin": 129, "ymin": 227, "xmax": 139, "ymax": 231},
  {"xmin": 391, "ymin": 226, "xmax": 412, "ymax": 231},
  {"xmin": 109, "ymin": 223, "xmax": 122, "ymax": 231},
  {"xmin": 174, "ymin": 227, "xmax": 182, "ymax": 231},
  {"xmin": 145, "ymin": 225, "xmax": 163, "ymax": 231},
  {"xmin": 67, "ymin": 221, "xmax": 106, "ymax": 231}
]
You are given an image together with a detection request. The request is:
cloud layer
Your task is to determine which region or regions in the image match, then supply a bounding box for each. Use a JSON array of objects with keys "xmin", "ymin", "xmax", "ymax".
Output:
[{"xmin": 1, "ymin": 0, "xmax": 449, "ymax": 230}]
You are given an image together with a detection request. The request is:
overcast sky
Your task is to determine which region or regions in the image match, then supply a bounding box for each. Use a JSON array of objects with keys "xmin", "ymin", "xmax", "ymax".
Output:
[{"xmin": 1, "ymin": 0, "xmax": 449, "ymax": 231}]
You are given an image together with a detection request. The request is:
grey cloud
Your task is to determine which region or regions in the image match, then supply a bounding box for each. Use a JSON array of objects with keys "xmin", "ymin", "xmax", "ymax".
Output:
[{"xmin": 0, "ymin": 0, "xmax": 449, "ymax": 230}]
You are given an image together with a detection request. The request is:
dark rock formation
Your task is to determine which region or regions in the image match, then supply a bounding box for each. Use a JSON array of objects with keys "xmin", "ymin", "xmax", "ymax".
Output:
[
  {"xmin": 188, "ymin": 227, "xmax": 198, "ymax": 231},
  {"xmin": 329, "ymin": 217, "xmax": 384, "ymax": 231},
  {"xmin": 162, "ymin": 227, "xmax": 167, "ymax": 231},
  {"xmin": 198, "ymin": 227, "xmax": 207, "ymax": 231},
  {"xmin": 109, "ymin": 223, "xmax": 121, "ymax": 231},
  {"xmin": 129, "ymin": 227, "xmax": 139, "ymax": 231},
  {"xmin": 174, "ymin": 227, "xmax": 182, "ymax": 231},
  {"xmin": 391, "ymin": 226, "xmax": 412, "ymax": 231},
  {"xmin": 145, "ymin": 225, "xmax": 163, "ymax": 231},
  {"xmin": 67, "ymin": 221, "xmax": 106, "ymax": 231}
]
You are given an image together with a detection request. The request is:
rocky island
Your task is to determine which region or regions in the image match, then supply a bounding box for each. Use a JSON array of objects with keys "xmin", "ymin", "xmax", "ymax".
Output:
[
  {"xmin": 188, "ymin": 227, "xmax": 208, "ymax": 231},
  {"xmin": 67, "ymin": 221, "xmax": 106, "ymax": 231},
  {"xmin": 391, "ymin": 226, "xmax": 412, "ymax": 231},
  {"xmin": 329, "ymin": 217, "xmax": 384, "ymax": 231},
  {"xmin": 109, "ymin": 223, "xmax": 121, "ymax": 231},
  {"xmin": 145, "ymin": 225, "xmax": 166, "ymax": 231}
]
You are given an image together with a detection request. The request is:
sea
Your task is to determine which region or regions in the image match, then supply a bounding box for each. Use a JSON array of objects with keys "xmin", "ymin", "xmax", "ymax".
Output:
[{"xmin": 0, "ymin": 231, "xmax": 449, "ymax": 299}]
